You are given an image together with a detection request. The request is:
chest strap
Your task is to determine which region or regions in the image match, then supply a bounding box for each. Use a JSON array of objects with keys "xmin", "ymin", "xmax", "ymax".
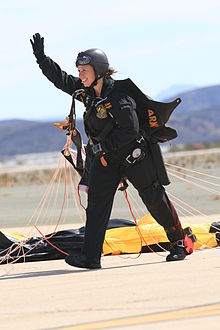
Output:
[{"xmin": 89, "ymin": 111, "xmax": 118, "ymax": 142}]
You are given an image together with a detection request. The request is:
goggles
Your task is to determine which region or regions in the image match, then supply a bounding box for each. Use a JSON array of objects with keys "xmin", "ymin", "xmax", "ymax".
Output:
[{"xmin": 76, "ymin": 55, "xmax": 91, "ymax": 66}]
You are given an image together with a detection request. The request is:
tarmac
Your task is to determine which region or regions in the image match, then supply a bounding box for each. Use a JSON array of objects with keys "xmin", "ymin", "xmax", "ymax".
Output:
[{"xmin": 0, "ymin": 233, "xmax": 220, "ymax": 330}]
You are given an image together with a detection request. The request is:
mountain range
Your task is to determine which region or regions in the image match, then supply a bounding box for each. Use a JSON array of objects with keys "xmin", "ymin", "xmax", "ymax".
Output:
[
  {"xmin": 168, "ymin": 84, "xmax": 220, "ymax": 144},
  {"xmin": 0, "ymin": 84, "xmax": 220, "ymax": 157}
]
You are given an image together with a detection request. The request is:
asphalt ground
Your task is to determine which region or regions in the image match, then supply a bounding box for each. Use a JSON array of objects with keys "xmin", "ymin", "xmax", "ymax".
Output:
[{"xmin": 0, "ymin": 238, "xmax": 220, "ymax": 330}]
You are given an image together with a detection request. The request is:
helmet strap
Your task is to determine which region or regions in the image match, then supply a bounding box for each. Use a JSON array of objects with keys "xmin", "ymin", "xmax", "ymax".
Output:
[{"xmin": 88, "ymin": 74, "xmax": 105, "ymax": 89}]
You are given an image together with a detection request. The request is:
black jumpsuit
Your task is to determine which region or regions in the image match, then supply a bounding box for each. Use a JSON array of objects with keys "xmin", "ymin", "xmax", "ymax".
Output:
[{"xmin": 36, "ymin": 55, "xmax": 185, "ymax": 263}]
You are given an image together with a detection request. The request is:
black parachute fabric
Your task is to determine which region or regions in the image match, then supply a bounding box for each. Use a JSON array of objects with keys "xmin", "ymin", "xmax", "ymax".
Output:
[
  {"xmin": 113, "ymin": 78, "xmax": 181, "ymax": 142},
  {"xmin": 0, "ymin": 219, "xmax": 136, "ymax": 264}
]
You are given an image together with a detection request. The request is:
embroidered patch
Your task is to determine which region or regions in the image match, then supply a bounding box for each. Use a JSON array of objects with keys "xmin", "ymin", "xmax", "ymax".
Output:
[
  {"xmin": 96, "ymin": 102, "xmax": 112, "ymax": 119},
  {"xmin": 96, "ymin": 104, "xmax": 107, "ymax": 119}
]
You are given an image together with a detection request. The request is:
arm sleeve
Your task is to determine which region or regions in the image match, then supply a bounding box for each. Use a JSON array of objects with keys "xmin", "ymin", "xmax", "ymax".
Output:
[
  {"xmin": 36, "ymin": 56, "xmax": 82, "ymax": 96},
  {"xmin": 102, "ymin": 96, "xmax": 139, "ymax": 151}
]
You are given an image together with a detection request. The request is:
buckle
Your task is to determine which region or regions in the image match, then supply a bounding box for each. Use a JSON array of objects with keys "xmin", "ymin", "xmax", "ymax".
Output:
[
  {"xmin": 125, "ymin": 155, "xmax": 136, "ymax": 164},
  {"xmin": 73, "ymin": 89, "xmax": 85, "ymax": 98},
  {"xmin": 176, "ymin": 239, "xmax": 185, "ymax": 248},
  {"xmin": 137, "ymin": 136, "xmax": 145, "ymax": 144},
  {"xmin": 92, "ymin": 143, "xmax": 102, "ymax": 155}
]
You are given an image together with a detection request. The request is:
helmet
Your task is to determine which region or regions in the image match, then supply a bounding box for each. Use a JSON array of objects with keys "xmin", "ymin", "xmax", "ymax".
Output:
[{"xmin": 76, "ymin": 48, "xmax": 109, "ymax": 79}]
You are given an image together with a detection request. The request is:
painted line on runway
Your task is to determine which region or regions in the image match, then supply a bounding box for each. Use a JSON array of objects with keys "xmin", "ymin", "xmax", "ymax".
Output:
[{"xmin": 56, "ymin": 302, "xmax": 220, "ymax": 330}]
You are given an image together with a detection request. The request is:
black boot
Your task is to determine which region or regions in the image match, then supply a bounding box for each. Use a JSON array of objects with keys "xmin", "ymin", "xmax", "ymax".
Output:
[
  {"xmin": 166, "ymin": 230, "xmax": 195, "ymax": 262},
  {"xmin": 166, "ymin": 239, "xmax": 187, "ymax": 262},
  {"xmin": 65, "ymin": 253, "xmax": 101, "ymax": 269}
]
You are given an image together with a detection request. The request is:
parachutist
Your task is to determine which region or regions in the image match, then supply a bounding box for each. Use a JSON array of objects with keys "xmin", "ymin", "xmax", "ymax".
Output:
[{"xmin": 30, "ymin": 33, "xmax": 193, "ymax": 268}]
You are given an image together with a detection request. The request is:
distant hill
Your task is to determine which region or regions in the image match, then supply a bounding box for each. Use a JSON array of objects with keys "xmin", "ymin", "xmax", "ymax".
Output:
[
  {"xmin": 0, "ymin": 119, "xmax": 87, "ymax": 157},
  {"xmin": 168, "ymin": 84, "xmax": 220, "ymax": 114},
  {"xmin": 169, "ymin": 106, "xmax": 220, "ymax": 144},
  {"xmin": 167, "ymin": 84, "xmax": 220, "ymax": 144},
  {"xmin": 1, "ymin": 84, "xmax": 220, "ymax": 157},
  {"xmin": 156, "ymin": 84, "xmax": 197, "ymax": 100}
]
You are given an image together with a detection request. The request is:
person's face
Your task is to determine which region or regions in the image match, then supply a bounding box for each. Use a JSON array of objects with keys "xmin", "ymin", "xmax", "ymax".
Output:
[{"xmin": 78, "ymin": 65, "xmax": 95, "ymax": 87}]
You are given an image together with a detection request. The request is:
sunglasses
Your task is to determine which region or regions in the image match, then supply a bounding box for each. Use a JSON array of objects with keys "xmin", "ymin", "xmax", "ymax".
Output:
[{"xmin": 76, "ymin": 55, "xmax": 91, "ymax": 66}]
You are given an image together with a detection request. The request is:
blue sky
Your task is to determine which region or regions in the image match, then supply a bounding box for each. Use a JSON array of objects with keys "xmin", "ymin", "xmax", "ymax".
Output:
[{"xmin": 1, "ymin": 0, "xmax": 220, "ymax": 120}]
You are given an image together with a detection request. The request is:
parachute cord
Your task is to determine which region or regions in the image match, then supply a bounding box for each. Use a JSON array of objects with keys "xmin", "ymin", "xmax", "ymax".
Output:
[
  {"xmin": 1, "ymin": 242, "xmax": 27, "ymax": 265},
  {"xmin": 125, "ymin": 189, "xmax": 146, "ymax": 219},
  {"xmin": 0, "ymin": 239, "xmax": 53, "ymax": 266},
  {"xmin": 33, "ymin": 159, "xmax": 87, "ymax": 257},
  {"xmin": 24, "ymin": 156, "xmax": 64, "ymax": 237},
  {"xmin": 165, "ymin": 162, "xmax": 220, "ymax": 181},
  {"xmin": 37, "ymin": 162, "xmax": 63, "ymax": 229},
  {"xmin": 10, "ymin": 244, "xmax": 26, "ymax": 264},
  {"xmin": 167, "ymin": 170, "xmax": 220, "ymax": 196},
  {"xmin": 1, "ymin": 156, "xmax": 71, "ymax": 265},
  {"xmin": 167, "ymin": 166, "xmax": 220, "ymax": 189},
  {"xmin": 51, "ymin": 158, "xmax": 68, "ymax": 234},
  {"xmin": 167, "ymin": 192, "xmax": 206, "ymax": 216},
  {"xmin": 122, "ymin": 188, "xmax": 166, "ymax": 258},
  {"xmin": 121, "ymin": 188, "xmax": 168, "ymax": 253},
  {"xmin": 34, "ymin": 225, "xmax": 68, "ymax": 256},
  {"xmin": 34, "ymin": 158, "xmax": 68, "ymax": 247},
  {"xmin": 32, "ymin": 159, "xmax": 63, "ymax": 229}
]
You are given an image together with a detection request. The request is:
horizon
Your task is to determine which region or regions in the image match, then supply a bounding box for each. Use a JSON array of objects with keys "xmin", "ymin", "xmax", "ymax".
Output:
[{"xmin": 0, "ymin": 81, "xmax": 219, "ymax": 122}]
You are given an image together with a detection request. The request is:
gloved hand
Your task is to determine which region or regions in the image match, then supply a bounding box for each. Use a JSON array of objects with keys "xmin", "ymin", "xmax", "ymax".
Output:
[{"xmin": 30, "ymin": 33, "xmax": 45, "ymax": 60}]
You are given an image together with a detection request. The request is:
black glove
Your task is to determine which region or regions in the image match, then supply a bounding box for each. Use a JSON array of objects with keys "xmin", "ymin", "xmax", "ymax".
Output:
[{"xmin": 30, "ymin": 33, "xmax": 45, "ymax": 60}]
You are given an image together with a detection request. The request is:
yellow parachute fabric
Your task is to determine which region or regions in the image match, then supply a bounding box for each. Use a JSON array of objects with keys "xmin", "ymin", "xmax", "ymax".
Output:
[
  {"xmin": 8, "ymin": 232, "xmax": 27, "ymax": 241},
  {"xmin": 102, "ymin": 214, "xmax": 218, "ymax": 255},
  {"xmin": 5, "ymin": 214, "xmax": 218, "ymax": 257}
]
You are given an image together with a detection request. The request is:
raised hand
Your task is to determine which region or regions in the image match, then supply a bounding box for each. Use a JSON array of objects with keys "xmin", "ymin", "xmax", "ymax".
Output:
[{"xmin": 30, "ymin": 33, "xmax": 45, "ymax": 59}]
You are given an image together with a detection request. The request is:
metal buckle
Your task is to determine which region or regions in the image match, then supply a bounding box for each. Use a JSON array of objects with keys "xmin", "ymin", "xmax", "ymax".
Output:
[
  {"xmin": 177, "ymin": 239, "xmax": 185, "ymax": 248},
  {"xmin": 92, "ymin": 143, "xmax": 102, "ymax": 155},
  {"xmin": 73, "ymin": 89, "xmax": 85, "ymax": 98},
  {"xmin": 137, "ymin": 136, "xmax": 145, "ymax": 144},
  {"xmin": 125, "ymin": 155, "xmax": 136, "ymax": 164}
]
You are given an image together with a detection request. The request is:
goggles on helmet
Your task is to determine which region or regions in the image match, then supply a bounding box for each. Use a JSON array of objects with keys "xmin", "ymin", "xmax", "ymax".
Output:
[{"xmin": 76, "ymin": 55, "xmax": 91, "ymax": 66}]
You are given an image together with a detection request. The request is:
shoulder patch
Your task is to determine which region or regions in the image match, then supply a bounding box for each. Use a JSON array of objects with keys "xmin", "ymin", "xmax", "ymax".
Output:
[{"xmin": 119, "ymin": 96, "xmax": 136, "ymax": 110}]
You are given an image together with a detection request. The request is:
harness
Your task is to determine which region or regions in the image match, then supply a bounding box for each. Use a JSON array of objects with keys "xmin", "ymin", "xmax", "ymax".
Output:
[
  {"xmin": 84, "ymin": 78, "xmax": 181, "ymax": 151},
  {"xmin": 54, "ymin": 78, "xmax": 181, "ymax": 184}
]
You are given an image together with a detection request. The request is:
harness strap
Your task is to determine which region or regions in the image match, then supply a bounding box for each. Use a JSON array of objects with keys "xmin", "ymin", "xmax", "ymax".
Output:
[
  {"xmin": 91, "ymin": 113, "xmax": 117, "ymax": 142},
  {"xmin": 68, "ymin": 93, "xmax": 77, "ymax": 132}
]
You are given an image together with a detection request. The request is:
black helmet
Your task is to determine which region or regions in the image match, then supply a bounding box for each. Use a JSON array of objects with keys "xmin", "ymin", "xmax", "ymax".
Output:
[{"xmin": 76, "ymin": 48, "xmax": 109, "ymax": 79}]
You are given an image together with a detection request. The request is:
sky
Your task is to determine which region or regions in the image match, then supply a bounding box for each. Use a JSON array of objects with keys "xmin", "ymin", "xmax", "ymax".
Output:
[{"xmin": 1, "ymin": 0, "xmax": 220, "ymax": 121}]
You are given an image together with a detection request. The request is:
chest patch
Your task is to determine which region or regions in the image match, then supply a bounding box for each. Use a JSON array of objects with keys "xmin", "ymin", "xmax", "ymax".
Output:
[{"xmin": 96, "ymin": 101, "xmax": 112, "ymax": 119}]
